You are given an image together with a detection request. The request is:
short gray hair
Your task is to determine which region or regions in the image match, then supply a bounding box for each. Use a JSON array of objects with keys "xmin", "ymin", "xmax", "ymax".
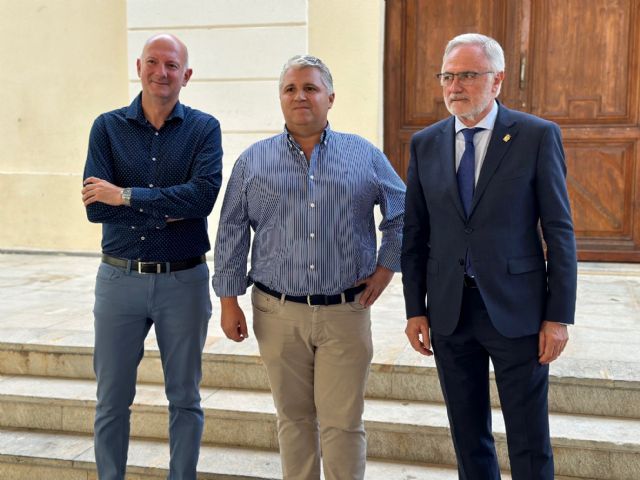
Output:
[
  {"xmin": 279, "ymin": 55, "xmax": 334, "ymax": 94},
  {"xmin": 443, "ymin": 33, "xmax": 505, "ymax": 72}
]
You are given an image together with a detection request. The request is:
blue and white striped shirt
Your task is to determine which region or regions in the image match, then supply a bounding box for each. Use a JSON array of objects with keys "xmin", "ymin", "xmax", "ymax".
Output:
[{"xmin": 212, "ymin": 126, "xmax": 405, "ymax": 297}]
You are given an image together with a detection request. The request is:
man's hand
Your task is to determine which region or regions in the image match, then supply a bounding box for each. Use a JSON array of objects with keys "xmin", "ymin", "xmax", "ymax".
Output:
[
  {"xmin": 220, "ymin": 297, "xmax": 249, "ymax": 342},
  {"xmin": 405, "ymin": 315, "xmax": 433, "ymax": 356},
  {"xmin": 356, "ymin": 265, "xmax": 394, "ymax": 307},
  {"xmin": 82, "ymin": 177, "xmax": 124, "ymax": 207},
  {"xmin": 538, "ymin": 320, "xmax": 568, "ymax": 364}
]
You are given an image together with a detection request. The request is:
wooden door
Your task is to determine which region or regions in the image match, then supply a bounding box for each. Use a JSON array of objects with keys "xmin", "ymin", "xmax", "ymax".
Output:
[{"xmin": 384, "ymin": 0, "xmax": 640, "ymax": 261}]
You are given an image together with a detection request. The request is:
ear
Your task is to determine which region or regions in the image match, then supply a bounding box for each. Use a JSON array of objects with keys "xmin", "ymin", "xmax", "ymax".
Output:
[
  {"xmin": 492, "ymin": 71, "xmax": 505, "ymax": 93},
  {"xmin": 136, "ymin": 58, "xmax": 142, "ymax": 78},
  {"xmin": 182, "ymin": 68, "xmax": 193, "ymax": 87},
  {"xmin": 328, "ymin": 92, "xmax": 335, "ymax": 109}
]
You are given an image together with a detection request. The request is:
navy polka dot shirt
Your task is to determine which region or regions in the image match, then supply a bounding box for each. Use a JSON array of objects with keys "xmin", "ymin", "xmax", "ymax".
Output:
[{"xmin": 83, "ymin": 93, "xmax": 223, "ymax": 262}]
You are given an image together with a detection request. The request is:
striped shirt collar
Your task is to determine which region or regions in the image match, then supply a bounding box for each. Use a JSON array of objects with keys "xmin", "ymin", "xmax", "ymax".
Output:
[{"xmin": 284, "ymin": 123, "xmax": 332, "ymax": 153}]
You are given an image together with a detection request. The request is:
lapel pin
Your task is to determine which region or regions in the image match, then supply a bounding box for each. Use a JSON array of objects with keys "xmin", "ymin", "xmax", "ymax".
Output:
[{"xmin": 503, "ymin": 134, "xmax": 511, "ymax": 142}]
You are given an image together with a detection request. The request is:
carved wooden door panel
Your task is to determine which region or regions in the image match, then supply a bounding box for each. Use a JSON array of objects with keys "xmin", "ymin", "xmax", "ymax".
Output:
[
  {"xmin": 384, "ymin": 0, "xmax": 640, "ymax": 261},
  {"xmin": 527, "ymin": 0, "xmax": 640, "ymax": 261}
]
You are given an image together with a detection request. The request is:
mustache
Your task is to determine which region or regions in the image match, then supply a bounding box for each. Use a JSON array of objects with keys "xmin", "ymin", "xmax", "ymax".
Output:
[{"xmin": 447, "ymin": 95, "xmax": 468, "ymax": 101}]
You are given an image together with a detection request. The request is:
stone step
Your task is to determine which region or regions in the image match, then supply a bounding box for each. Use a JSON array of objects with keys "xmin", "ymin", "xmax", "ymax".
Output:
[
  {"xmin": 1, "ymin": 339, "xmax": 638, "ymax": 420},
  {"xmin": 0, "ymin": 375, "xmax": 637, "ymax": 479},
  {"xmin": 0, "ymin": 428, "xmax": 467, "ymax": 480}
]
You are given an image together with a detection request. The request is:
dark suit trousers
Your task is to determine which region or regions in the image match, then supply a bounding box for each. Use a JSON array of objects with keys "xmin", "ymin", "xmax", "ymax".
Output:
[{"xmin": 431, "ymin": 287, "xmax": 553, "ymax": 480}]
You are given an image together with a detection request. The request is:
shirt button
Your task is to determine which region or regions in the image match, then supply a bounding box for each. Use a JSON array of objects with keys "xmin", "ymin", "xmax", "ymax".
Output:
[
  {"xmin": 152, "ymin": 157, "xmax": 156, "ymax": 161},
  {"xmin": 139, "ymin": 208, "xmax": 144, "ymax": 212},
  {"xmin": 310, "ymin": 264, "xmax": 315, "ymax": 270},
  {"xmin": 310, "ymin": 175, "xmax": 314, "ymax": 180},
  {"xmin": 155, "ymin": 132, "xmax": 159, "ymax": 136},
  {"xmin": 149, "ymin": 184, "xmax": 154, "ymax": 187},
  {"xmin": 299, "ymin": 150, "xmax": 304, "ymax": 156},
  {"xmin": 131, "ymin": 226, "xmax": 136, "ymax": 230},
  {"xmin": 310, "ymin": 233, "xmax": 315, "ymax": 238},
  {"xmin": 464, "ymin": 227, "xmax": 473, "ymax": 234},
  {"xmin": 165, "ymin": 215, "xmax": 169, "ymax": 218},
  {"xmin": 140, "ymin": 236, "xmax": 145, "ymax": 241},
  {"xmin": 310, "ymin": 202, "xmax": 315, "ymax": 208},
  {"xmin": 156, "ymin": 226, "xmax": 161, "ymax": 229}
]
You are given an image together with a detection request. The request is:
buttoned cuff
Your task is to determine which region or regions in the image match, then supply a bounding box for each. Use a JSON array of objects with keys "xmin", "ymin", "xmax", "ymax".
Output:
[
  {"xmin": 212, "ymin": 274, "xmax": 250, "ymax": 297},
  {"xmin": 377, "ymin": 244, "xmax": 402, "ymax": 273}
]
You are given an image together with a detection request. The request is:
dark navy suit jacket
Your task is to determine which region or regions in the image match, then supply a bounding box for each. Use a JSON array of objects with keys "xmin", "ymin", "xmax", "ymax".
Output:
[{"xmin": 401, "ymin": 104, "xmax": 577, "ymax": 338}]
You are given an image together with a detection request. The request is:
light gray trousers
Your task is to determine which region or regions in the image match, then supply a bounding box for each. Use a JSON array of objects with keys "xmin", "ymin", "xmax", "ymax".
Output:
[{"xmin": 93, "ymin": 261, "xmax": 211, "ymax": 480}]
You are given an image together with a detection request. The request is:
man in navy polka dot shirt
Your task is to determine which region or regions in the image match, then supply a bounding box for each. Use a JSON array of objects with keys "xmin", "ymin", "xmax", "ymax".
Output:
[{"xmin": 81, "ymin": 34, "xmax": 222, "ymax": 480}]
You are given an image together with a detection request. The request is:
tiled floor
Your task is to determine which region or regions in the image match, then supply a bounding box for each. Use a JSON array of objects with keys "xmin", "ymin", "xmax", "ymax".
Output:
[{"xmin": 0, "ymin": 252, "xmax": 638, "ymax": 383}]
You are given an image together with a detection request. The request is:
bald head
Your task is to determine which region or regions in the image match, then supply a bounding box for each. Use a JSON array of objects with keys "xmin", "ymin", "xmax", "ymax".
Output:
[
  {"xmin": 136, "ymin": 33, "xmax": 193, "ymax": 107},
  {"xmin": 141, "ymin": 33, "xmax": 189, "ymax": 68}
]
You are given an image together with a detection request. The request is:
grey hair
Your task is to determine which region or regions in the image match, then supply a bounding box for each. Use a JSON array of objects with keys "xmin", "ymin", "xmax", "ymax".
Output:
[
  {"xmin": 443, "ymin": 33, "xmax": 505, "ymax": 72},
  {"xmin": 279, "ymin": 55, "xmax": 334, "ymax": 94}
]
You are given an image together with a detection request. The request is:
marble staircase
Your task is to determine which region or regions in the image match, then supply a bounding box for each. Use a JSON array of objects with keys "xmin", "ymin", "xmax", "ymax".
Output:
[
  {"xmin": 0, "ymin": 340, "xmax": 638, "ymax": 479},
  {"xmin": 0, "ymin": 253, "xmax": 639, "ymax": 479}
]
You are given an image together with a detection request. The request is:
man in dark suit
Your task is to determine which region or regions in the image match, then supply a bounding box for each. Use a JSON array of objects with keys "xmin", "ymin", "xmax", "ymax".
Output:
[{"xmin": 402, "ymin": 33, "xmax": 577, "ymax": 479}]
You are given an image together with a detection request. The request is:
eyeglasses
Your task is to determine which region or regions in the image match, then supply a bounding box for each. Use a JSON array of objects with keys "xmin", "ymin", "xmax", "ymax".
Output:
[{"xmin": 436, "ymin": 71, "xmax": 495, "ymax": 86}]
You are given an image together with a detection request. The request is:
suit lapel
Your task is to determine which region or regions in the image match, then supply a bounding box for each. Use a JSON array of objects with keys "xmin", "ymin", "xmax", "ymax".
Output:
[
  {"xmin": 436, "ymin": 118, "xmax": 467, "ymax": 221},
  {"xmin": 470, "ymin": 105, "xmax": 518, "ymax": 216}
]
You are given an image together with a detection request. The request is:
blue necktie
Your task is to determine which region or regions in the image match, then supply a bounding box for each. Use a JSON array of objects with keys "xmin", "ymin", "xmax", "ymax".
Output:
[
  {"xmin": 457, "ymin": 127, "xmax": 484, "ymax": 276},
  {"xmin": 457, "ymin": 128, "xmax": 483, "ymax": 216}
]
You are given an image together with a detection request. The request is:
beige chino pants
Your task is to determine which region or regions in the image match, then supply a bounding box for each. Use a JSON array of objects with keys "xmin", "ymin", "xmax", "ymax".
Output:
[{"xmin": 251, "ymin": 286, "xmax": 373, "ymax": 480}]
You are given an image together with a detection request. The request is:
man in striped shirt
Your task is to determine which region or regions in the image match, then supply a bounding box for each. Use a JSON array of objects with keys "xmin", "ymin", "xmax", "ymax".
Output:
[{"xmin": 213, "ymin": 55, "xmax": 405, "ymax": 480}]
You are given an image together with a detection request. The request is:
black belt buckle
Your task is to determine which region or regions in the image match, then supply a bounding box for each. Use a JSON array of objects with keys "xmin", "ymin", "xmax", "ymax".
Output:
[
  {"xmin": 463, "ymin": 275, "xmax": 478, "ymax": 288},
  {"xmin": 306, "ymin": 293, "xmax": 334, "ymax": 306},
  {"xmin": 138, "ymin": 262, "xmax": 163, "ymax": 274}
]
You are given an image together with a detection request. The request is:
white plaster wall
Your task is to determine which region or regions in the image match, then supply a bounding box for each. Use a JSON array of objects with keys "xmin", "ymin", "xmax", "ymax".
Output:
[
  {"xmin": 0, "ymin": 0, "xmax": 128, "ymax": 252},
  {"xmin": 308, "ymin": 0, "xmax": 385, "ymax": 147}
]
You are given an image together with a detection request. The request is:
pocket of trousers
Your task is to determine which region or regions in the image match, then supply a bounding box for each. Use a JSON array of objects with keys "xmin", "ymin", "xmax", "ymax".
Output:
[
  {"xmin": 96, "ymin": 263, "xmax": 123, "ymax": 282},
  {"xmin": 251, "ymin": 287, "xmax": 279, "ymax": 314},
  {"xmin": 347, "ymin": 292, "xmax": 368, "ymax": 312},
  {"xmin": 171, "ymin": 263, "xmax": 209, "ymax": 285}
]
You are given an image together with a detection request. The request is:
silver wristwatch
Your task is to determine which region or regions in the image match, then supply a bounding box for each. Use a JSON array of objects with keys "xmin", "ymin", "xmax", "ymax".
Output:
[{"xmin": 121, "ymin": 188, "xmax": 132, "ymax": 207}]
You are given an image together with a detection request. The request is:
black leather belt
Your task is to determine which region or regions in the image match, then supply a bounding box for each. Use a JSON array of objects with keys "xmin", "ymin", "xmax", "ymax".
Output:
[
  {"xmin": 102, "ymin": 254, "xmax": 206, "ymax": 274},
  {"xmin": 463, "ymin": 274, "xmax": 478, "ymax": 288},
  {"xmin": 255, "ymin": 282, "xmax": 366, "ymax": 306}
]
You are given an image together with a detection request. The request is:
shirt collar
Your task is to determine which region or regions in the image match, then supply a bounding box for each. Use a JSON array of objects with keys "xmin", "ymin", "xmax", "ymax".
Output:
[
  {"xmin": 284, "ymin": 123, "xmax": 332, "ymax": 153},
  {"xmin": 455, "ymin": 99, "xmax": 498, "ymax": 134},
  {"xmin": 125, "ymin": 92, "xmax": 185, "ymax": 125}
]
